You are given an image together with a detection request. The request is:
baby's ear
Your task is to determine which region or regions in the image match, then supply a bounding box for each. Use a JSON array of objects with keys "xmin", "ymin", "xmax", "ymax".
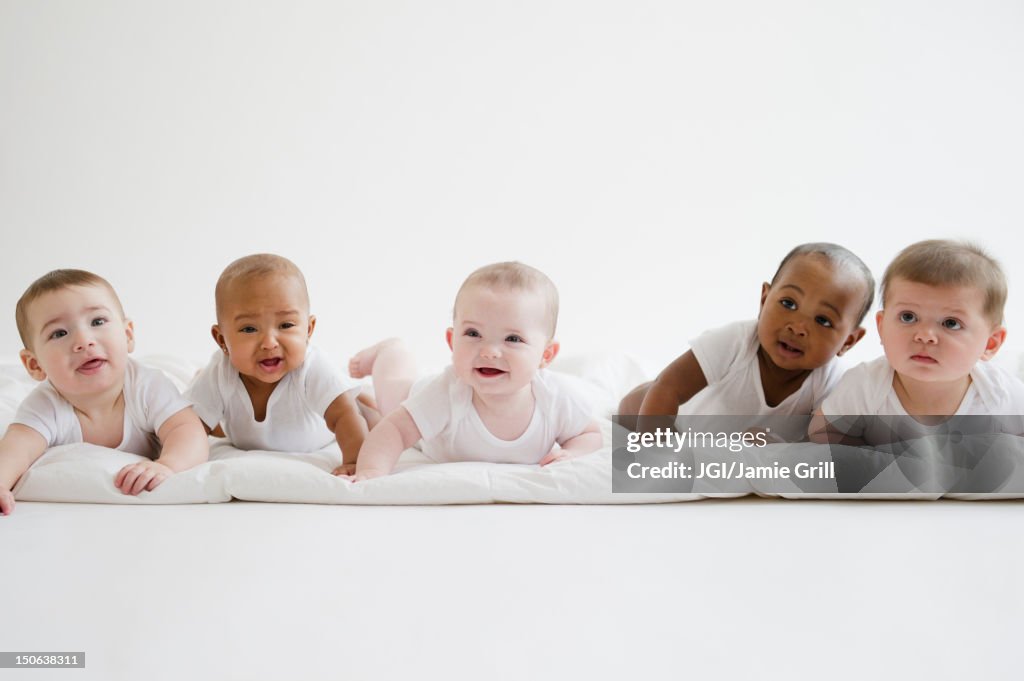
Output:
[
  {"xmin": 980, "ymin": 326, "xmax": 1007, "ymax": 361},
  {"xmin": 837, "ymin": 326, "xmax": 866, "ymax": 356},
  {"xmin": 540, "ymin": 340, "xmax": 560, "ymax": 368},
  {"xmin": 307, "ymin": 315, "xmax": 317, "ymax": 340},
  {"xmin": 18, "ymin": 349, "xmax": 46, "ymax": 382},
  {"xmin": 759, "ymin": 282, "xmax": 770, "ymax": 309},
  {"xmin": 211, "ymin": 325, "xmax": 228, "ymax": 354},
  {"xmin": 445, "ymin": 328, "xmax": 454, "ymax": 352},
  {"xmin": 124, "ymin": 319, "xmax": 135, "ymax": 353}
]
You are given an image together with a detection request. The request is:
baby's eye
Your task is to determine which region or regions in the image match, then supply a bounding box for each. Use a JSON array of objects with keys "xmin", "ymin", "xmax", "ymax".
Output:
[
  {"xmin": 780, "ymin": 298, "xmax": 797, "ymax": 311},
  {"xmin": 239, "ymin": 326, "xmax": 257, "ymax": 334},
  {"xmin": 505, "ymin": 335, "xmax": 524, "ymax": 343},
  {"xmin": 815, "ymin": 316, "xmax": 833, "ymax": 328},
  {"xmin": 898, "ymin": 311, "xmax": 917, "ymax": 324},
  {"xmin": 280, "ymin": 322, "xmax": 296, "ymax": 330},
  {"xmin": 91, "ymin": 317, "xmax": 107, "ymax": 327},
  {"xmin": 464, "ymin": 329, "xmax": 481, "ymax": 338},
  {"xmin": 49, "ymin": 329, "xmax": 68, "ymax": 340},
  {"xmin": 942, "ymin": 318, "xmax": 963, "ymax": 330}
]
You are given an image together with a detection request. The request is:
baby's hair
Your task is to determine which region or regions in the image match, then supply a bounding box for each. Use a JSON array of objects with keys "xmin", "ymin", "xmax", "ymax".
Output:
[
  {"xmin": 771, "ymin": 242, "xmax": 876, "ymax": 325},
  {"xmin": 881, "ymin": 239, "xmax": 1007, "ymax": 325},
  {"xmin": 15, "ymin": 269, "xmax": 125, "ymax": 349},
  {"xmin": 215, "ymin": 253, "xmax": 310, "ymax": 321},
  {"xmin": 454, "ymin": 261, "xmax": 560, "ymax": 338}
]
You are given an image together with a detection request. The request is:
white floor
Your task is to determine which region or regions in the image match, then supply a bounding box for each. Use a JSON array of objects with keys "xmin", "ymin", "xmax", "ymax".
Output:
[{"xmin": 1, "ymin": 500, "xmax": 1021, "ymax": 681}]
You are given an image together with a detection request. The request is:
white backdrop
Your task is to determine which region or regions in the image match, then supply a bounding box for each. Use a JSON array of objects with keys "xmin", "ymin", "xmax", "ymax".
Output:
[{"xmin": 2, "ymin": 0, "xmax": 1022, "ymax": 377}]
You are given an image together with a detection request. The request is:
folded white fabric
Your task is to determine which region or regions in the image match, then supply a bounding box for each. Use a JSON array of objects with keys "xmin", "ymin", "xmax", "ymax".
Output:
[{"xmin": 12, "ymin": 444, "xmax": 232, "ymax": 504}]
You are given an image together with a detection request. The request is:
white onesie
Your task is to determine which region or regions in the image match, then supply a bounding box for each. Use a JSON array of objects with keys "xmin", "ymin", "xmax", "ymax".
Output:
[
  {"xmin": 186, "ymin": 345, "xmax": 359, "ymax": 452},
  {"xmin": 12, "ymin": 358, "xmax": 191, "ymax": 459},
  {"xmin": 402, "ymin": 366, "xmax": 596, "ymax": 464},
  {"xmin": 682, "ymin": 320, "xmax": 844, "ymax": 416},
  {"xmin": 820, "ymin": 356, "xmax": 1024, "ymax": 442}
]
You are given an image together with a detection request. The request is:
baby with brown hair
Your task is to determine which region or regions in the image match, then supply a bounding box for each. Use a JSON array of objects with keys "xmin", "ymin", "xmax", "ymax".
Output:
[
  {"xmin": 0, "ymin": 269, "xmax": 208, "ymax": 515},
  {"xmin": 812, "ymin": 239, "xmax": 1024, "ymax": 444}
]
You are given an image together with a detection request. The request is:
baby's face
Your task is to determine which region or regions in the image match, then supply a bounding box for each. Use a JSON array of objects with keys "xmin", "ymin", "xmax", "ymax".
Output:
[
  {"xmin": 20, "ymin": 284, "xmax": 134, "ymax": 399},
  {"xmin": 447, "ymin": 285, "xmax": 557, "ymax": 399},
  {"xmin": 758, "ymin": 255, "xmax": 867, "ymax": 372},
  {"xmin": 877, "ymin": 278, "xmax": 1002, "ymax": 385},
  {"xmin": 213, "ymin": 274, "xmax": 314, "ymax": 385}
]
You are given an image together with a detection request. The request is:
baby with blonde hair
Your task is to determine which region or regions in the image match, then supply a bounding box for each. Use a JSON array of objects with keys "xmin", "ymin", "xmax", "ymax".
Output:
[{"xmin": 345, "ymin": 261, "xmax": 602, "ymax": 481}]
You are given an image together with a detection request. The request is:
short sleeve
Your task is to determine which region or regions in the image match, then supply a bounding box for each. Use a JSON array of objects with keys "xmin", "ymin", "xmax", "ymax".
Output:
[
  {"xmin": 185, "ymin": 352, "xmax": 227, "ymax": 431},
  {"xmin": 302, "ymin": 347, "xmax": 360, "ymax": 417},
  {"xmin": 11, "ymin": 385, "xmax": 65, "ymax": 446},
  {"xmin": 819, "ymin": 364, "xmax": 871, "ymax": 416},
  {"xmin": 818, "ymin": 362, "xmax": 881, "ymax": 439},
  {"xmin": 689, "ymin": 321, "xmax": 754, "ymax": 386},
  {"xmin": 810, "ymin": 358, "xmax": 847, "ymax": 410},
  {"xmin": 133, "ymin": 363, "xmax": 192, "ymax": 434},
  {"xmin": 402, "ymin": 370, "xmax": 454, "ymax": 441}
]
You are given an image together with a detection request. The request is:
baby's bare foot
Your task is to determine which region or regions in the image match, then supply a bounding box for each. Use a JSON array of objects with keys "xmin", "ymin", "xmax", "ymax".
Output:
[{"xmin": 349, "ymin": 339, "xmax": 400, "ymax": 378}]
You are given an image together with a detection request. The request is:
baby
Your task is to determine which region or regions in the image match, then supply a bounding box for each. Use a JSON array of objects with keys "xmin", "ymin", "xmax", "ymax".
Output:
[
  {"xmin": 812, "ymin": 240, "xmax": 1024, "ymax": 444},
  {"xmin": 0, "ymin": 270, "xmax": 209, "ymax": 515},
  {"xmin": 344, "ymin": 261, "xmax": 603, "ymax": 481},
  {"xmin": 186, "ymin": 254, "xmax": 370, "ymax": 474},
  {"xmin": 618, "ymin": 243, "xmax": 874, "ymax": 429}
]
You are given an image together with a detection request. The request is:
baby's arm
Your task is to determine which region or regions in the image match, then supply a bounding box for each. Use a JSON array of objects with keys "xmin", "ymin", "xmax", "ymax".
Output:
[
  {"xmin": 0, "ymin": 425, "xmax": 49, "ymax": 515},
  {"xmin": 637, "ymin": 350, "xmax": 709, "ymax": 429},
  {"xmin": 325, "ymin": 391, "xmax": 369, "ymax": 476},
  {"xmin": 115, "ymin": 407, "xmax": 210, "ymax": 496},
  {"xmin": 344, "ymin": 407, "xmax": 423, "ymax": 482},
  {"xmin": 539, "ymin": 419, "xmax": 603, "ymax": 466}
]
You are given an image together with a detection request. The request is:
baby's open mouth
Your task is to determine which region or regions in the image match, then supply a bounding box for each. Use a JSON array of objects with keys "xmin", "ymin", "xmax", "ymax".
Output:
[
  {"xmin": 259, "ymin": 358, "xmax": 284, "ymax": 371},
  {"xmin": 911, "ymin": 354, "xmax": 937, "ymax": 364},
  {"xmin": 78, "ymin": 358, "xmax": 106, "ymax": 373},
  {"xmin": 778, "ymin": 341, "xmax": 804, "ymax": 357},
  {"xmin": 475, "ymin": 367, "xmax": 506, "ymax": 377}
]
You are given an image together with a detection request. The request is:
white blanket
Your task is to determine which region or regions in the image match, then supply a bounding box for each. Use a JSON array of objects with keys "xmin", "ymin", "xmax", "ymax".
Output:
[{"xmin": 5, "ymin": 355, "xmax": 1024, "ymax": 504}]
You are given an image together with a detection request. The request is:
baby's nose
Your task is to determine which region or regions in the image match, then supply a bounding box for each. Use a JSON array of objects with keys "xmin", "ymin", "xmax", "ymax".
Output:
[
  {"xmin": 915, "ymin": 327, "xmax": 938, "ymax": 343},
  {"xmin": 480, "ymin": 342, "xmax": 501, "ymax": 358},
  {"xmin": 260, "ymin": 331, "xmax": 279, "ymax": 348},
  {"xmin": 787, "ymin": 320, "xmax": 808, "ymax": 336},
  {"xmin": 72, "ymin": 329, "xmax": 96, "ymax": 351}
]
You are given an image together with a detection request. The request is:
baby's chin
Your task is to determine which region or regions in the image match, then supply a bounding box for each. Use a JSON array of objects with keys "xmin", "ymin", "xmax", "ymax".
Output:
[{"xmin": 52, "ymin": 370, "xmax": 126, "ymax": 396}]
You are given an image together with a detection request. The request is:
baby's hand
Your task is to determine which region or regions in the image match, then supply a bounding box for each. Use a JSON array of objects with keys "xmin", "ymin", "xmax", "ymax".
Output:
[
  {"xmin": 331, "ymin": 462, "xmax": 357, "ymax": 476},
  {"xmin": 115, "ymin": 461, "xmax": 174, "ymax": 496},
  {"xmin": 0, "ymin": 489, "xmax": 14, "ymax": 515},
  {"xmin": 539, "ymin": 445, "xmax": 575, "ymax": 467}
]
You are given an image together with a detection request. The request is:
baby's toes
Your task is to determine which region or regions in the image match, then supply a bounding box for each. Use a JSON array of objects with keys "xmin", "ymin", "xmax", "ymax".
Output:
[{"xmin": 348, "ymin": 356, "xmax": 367, "ymax": 378}]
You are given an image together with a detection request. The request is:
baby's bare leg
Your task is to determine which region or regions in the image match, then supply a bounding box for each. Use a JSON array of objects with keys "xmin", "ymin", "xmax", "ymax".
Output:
[
  {"xmin": 349, "ymin": 338, "xmax": 416, "ymax": 417},
  {"xmin": 616, "ymin": 381, "xmax": 653, "ymax": 432},
  {"xmin": 356, "ymin": 391, "xmax": 382, "ymax": 430}
]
